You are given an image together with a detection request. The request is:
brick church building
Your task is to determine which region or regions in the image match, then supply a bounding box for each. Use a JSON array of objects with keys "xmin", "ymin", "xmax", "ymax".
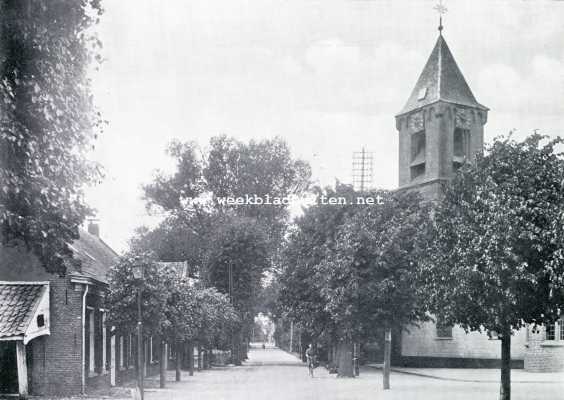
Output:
[{"xmin": 394, "ymin": 25, "xmax": 564, "ymax": 372}]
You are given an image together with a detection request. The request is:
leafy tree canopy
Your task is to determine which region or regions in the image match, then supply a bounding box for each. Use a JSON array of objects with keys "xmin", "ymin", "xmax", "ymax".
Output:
[
  {"xmin": 277, "ymin": 184, "xmax": 365, "ymax": 339},
  {"xmin": 136, "ymin": 136, "xmax": 311, "ymax": 347},
  {"xmin": 107, "ymin": 252, "xmax": 238, "ymax": 345},
  {"xmin": 320, "ymin": 190, "xmax": 430, "ymax": 341},
  {"xmin": 206, "ymin": 216, "xmax": 270, "ymax": 324},
  {"xmin": 422, "ymin": 133, "xmax": 564, "ymax": 333},
  {"xmin": 0, "ymin": 0, "xmax": 104, "ymax": 274},
  {"xmin": 143, "ymin": 135, "xmax": 311, "ymax": 246}
]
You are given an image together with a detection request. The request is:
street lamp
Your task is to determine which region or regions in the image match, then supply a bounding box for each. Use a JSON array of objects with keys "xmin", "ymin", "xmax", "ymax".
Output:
[{"xmin": 132, "ymin": 262, "xmax": 145, "ymax": 400}]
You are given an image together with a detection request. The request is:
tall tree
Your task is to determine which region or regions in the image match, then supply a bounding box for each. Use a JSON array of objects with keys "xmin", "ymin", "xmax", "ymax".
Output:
[
  {"xmin": 106, "ymin": 253, "xmax": 170, "ymax": 338},
  {"xmin": 206, "ymin": 216, "xmax": 270, "ymax": 362},
  {"xmin": 140, "ymin": 135, "xmax": 310, "ymax": 362},
  {"xmin": 129, "ymin": 215, "xmax": 206, "ymax": 269},
  {"xmin": 421, "ymin": 134, "xmax": 564, "ymax": 400},
  {"xmin": 322, "ymin": 190, "xmax": 429, "ymax": 387},
  {"xmin": 0, "ymin": 0, "xmax": 103, "ymax": 274},
  {"xmin": 143, "ymin": 135, "xmax": 311, "ymax": 247},
  {"xmin": 277, "ymin": 184, "xmax": 361, "ymax": 375}
]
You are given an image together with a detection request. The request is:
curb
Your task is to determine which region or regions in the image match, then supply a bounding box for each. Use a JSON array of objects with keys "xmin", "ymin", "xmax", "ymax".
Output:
[{"xmin": 365, "ymin": 365, "xmax": 563, "ymax": 384}]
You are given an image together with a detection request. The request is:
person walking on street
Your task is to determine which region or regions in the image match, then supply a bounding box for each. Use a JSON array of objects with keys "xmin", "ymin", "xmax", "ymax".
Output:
[{"xmin": 305, "ymin": 344, "xmax": 316, "ymax": 378}]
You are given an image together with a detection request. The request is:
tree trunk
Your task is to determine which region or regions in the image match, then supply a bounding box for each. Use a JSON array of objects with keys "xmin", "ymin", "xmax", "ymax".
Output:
[
  {"xmin": 197, "ymin": 347, "xmax": 202, "ymax": 370},
  {"xmin": 243, "ymin": 339, "xmax": 249, "ymax": 360},
  {"xmin": 355, "ymin": 342, "xmax": 361, "ymax": 377},
  {"xmin": 327, "ymin": 343, "xmax": 338, "ymax": 372},
  {"xmin": 188, "ymin": 342, "xmax": 194, "ymax": 376},
  {"xmin": 159, "ymin": 340, "xmax": 166, "ymax": 388},
  {"xmin": 383, "ymin": 327, "xmax": 392, "ymax": 390},
  {"xmin": 332, "ymin": 344, "xmax": 337, "ymax": 368},
  {"xmin": 234, "ymin": 331, "xmax": 242, "ymax": 366},
  {"xmin": 337, "ymin": 341, "xmax": 354, "ymax": 377},
  {"xmin": 499, "ymin": 326, "xmax": 511, "ymax": 400},
  {"xmin": 175, "ymin": 340, "xmax": 181, "ymax": 382}
]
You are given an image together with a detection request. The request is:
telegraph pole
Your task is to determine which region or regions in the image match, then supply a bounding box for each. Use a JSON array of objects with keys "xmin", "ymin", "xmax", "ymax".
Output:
[{"xmin": 352, "ymin": 147, "xmax": 374, "ymax": 192}]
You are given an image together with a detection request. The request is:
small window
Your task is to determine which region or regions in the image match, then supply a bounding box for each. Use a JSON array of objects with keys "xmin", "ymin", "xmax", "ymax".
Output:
[
  {"xmin": 436, "ymin": 320, "xmax": 453, "ymax": 338},
  {"xmin": 411, "ymin": 131, "xmax": 426, "ymax": 163},
  {"xmin": 453, "ymin": 128, "xmax": 471, "ymax": 158},
  {"xmin": 418, "ymin": 87, "xmax": 427, "ymax": 101},
  {"xmin": 37, "ymin": 314, "xmax": 45, "ymax": 327},
  {"xmin": 410, "ymin": 164, "xmax": 425, "ymax": 181},
  {"xmin": 559, "ymin": 321, "xmax": 564, "ymax": 341},
  {"xmin": 546, "ymin": 323, "xmax": 556, "ymax": 341}
]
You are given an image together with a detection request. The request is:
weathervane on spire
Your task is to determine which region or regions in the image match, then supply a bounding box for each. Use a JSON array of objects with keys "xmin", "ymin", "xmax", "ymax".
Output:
[{"xmin": 433, "ymin": 0, "xmax": 448, "ymax": 34}]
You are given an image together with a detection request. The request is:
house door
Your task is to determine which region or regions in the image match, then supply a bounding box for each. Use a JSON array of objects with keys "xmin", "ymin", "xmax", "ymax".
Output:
[{"xmin": 0, "ymin": 342, "xmax": 18, "ymax": 394}]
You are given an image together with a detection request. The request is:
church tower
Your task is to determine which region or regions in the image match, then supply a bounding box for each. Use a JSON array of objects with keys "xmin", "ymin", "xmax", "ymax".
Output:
[{"xmin": 395, "ymin": 27, "xmax": 488, "ymax": 200}]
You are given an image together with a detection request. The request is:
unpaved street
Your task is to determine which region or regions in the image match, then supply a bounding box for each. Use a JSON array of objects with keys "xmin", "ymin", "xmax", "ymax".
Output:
[{"xmin": 142, "ymin": 346, "xmax": 564, "ymax": 400}]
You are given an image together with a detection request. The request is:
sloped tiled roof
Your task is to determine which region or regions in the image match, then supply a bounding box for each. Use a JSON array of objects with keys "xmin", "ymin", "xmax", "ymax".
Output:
[
  {"xmin": 69, "ymin": 229, "xmax": 119, "ymax": 284},
  {"xmin": 398, "ymin": 34, "xmax": 488, "ymax": 116},
  {"xmin": 0, "ymin": 282, "xmax": 47, "ymax": 340}
]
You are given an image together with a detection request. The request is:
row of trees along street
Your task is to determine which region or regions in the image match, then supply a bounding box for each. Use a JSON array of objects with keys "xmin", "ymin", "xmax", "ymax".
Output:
[
  {"xmin": 111, "ymin": 136, "xmax": 311, "ymax": 382},
  {"xmin": 275, "ymin": 134, "xmax": 564, "ymax": 400},
  {"xmin": 106, "ymin": 253, "xmax": 239, "ymax": 387}
]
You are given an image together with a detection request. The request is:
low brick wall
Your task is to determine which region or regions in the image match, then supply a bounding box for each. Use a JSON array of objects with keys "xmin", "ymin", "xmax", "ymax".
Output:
[{"xmin": 400, "ymin": 356, "xmax": 523, "ymax": 369}]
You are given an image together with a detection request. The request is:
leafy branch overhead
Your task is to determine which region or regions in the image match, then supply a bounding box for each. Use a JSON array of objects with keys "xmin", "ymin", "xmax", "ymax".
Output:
[{"xmin": 0, "ymin": 0, "xmax": 104, "ymax": 274}]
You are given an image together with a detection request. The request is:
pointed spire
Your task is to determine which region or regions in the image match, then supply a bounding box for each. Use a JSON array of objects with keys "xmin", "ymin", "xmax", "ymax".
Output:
[{"xmin": 397, "ymin": 34, "xmax": 488, "ymax": 116}]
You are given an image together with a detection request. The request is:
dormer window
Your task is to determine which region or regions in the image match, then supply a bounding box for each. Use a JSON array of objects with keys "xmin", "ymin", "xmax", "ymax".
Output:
[{"xmin": 417, "ymin": 87, "xmax": 427, "ymax": 101}]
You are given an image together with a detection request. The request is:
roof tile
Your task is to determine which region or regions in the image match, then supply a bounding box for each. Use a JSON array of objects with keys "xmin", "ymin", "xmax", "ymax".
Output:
[{"xmin": 0, "ymin": 283, "xmax": 46, "ymax": 339}]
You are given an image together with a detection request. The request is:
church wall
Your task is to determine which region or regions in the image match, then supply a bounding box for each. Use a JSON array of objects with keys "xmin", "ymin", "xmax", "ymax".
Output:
[
  {"xmin": 400, "ymin": 321, "xmax": 527, "ymax": 367},
  {"xmin": 525, "ymin": 325, "xmax": 564, "ymax": 372},
  {"xmin": 437, "ymin": 104, "xmax": 452, "ymax": 179},
  {"xmin": 471, "ymin": 111, "xmax": 485, "ymax": 157},
  {"xmin": 397, "ymin": 116, "xmax": 410, "ymax": 187}
]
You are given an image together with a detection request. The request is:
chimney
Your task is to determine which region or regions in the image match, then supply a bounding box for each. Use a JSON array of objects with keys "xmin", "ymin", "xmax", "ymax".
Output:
[{"xmin": 87, "ymin": 220, "xmax": 100, "ymax": 237}]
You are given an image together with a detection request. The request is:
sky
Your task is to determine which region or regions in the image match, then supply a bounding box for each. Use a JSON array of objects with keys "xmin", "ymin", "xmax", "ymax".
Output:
[{"xmin": 86, "ymin": 0, "xmax": 564, "ymax": 252}]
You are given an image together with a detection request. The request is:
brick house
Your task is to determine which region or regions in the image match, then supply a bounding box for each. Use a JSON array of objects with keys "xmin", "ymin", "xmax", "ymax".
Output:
[
  {"xmin": 0, "ymin": 223, "xmax": 122, "ymax": 396},
  {"xmin": 393, "ymin": 25, "xmax": 564, "ymax": 372}
]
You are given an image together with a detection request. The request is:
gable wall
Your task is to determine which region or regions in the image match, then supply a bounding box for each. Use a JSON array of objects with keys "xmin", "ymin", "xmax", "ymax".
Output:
[{"xmin": 1, "ymin": 244, "xmax": 84, "ymax": 395}]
